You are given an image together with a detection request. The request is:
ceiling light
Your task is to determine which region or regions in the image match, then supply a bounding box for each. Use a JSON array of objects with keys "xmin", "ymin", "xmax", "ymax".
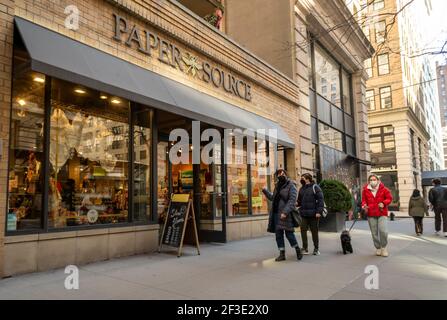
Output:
[
  {"xmin": 18, "ymin": 99, "xmax": 26, "ymax": 106},
  {"xmin": 100, "ymin": 95, "xmax": 108, "ymax": 100},
  {"xmin": 111, "ymin": 98, "xmax": 121, "ymax": 104},
  {"xmin": 74, "ymin": 88, "xmax": 86, "ymax": 94},
  {"xmin": 33, "ymin": 76, "xmax": 45, "ymax": 83}
]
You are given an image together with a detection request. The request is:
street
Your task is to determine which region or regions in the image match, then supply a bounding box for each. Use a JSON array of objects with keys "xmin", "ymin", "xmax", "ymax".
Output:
[{"xmin": 0, "ymin": 218, "xmax": 446, "ymax": 300}]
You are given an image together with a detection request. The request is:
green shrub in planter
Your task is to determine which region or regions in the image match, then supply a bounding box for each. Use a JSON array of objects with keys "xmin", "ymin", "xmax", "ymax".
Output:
[{"xmin": 319, "ymin": 179, "xmax": 353, "ymax": 213}]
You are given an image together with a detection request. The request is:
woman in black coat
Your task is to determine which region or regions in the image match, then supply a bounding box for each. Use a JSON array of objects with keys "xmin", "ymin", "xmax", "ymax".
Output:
[{"xmin": 262, "ymin": 169, "xmax": 303, "ymax": 261}]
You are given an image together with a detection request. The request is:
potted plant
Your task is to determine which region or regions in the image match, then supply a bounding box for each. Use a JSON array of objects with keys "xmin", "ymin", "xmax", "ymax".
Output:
[
  {"xmin": 319, "ymin": 179, "xmax": 353, "ymax": 232},
  {"xmin": 204, "ymin": 1, "xmax": 224, "ymax": 30}
]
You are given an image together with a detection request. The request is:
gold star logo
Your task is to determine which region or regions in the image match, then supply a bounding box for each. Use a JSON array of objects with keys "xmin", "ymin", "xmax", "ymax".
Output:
[{"xmin": 182, "ymin": 53, "xmax": 203, "ymax": 78}]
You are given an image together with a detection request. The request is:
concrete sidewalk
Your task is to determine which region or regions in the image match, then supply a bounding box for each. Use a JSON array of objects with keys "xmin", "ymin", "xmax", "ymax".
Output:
[{"xmin": 0, "ymin": 218, "xmax": 446, "ymax": 300}]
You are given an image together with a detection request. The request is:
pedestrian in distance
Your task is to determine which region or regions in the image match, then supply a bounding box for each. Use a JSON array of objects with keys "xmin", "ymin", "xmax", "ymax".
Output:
[
  {"xmin": 297, "ymin": 173, "xmax": 324, "ymax": 256},
  {"xmin": 262, "ymin": 169, "xmax": 303, "ymax": 262},
  {"xmin": 408, "ymin": 189, "xmax": 429, "ymax": 236},
  {"xmin": 361, "ymin": 174, "xmax": 393, "ymax": 257},
  {"xmin": 428, "ymin": 178, "xmax": 447, "ymax": 237}
]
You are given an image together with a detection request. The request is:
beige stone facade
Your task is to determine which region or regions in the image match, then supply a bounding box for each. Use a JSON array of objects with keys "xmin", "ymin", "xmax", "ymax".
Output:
[
  {"xmin": 225, "ymin": 0, "xmax": 373, "ymax": 185},
  {"xmin": 360, "ymin": 0, "xmax": 432, "ymax": 211},
  {"xmin": 0, "ymin": 0, "xmax": 373, "ymax": 277},
  {"xmin": 0, "ymin": 0, "xmax": 303, "ymax": 277}
]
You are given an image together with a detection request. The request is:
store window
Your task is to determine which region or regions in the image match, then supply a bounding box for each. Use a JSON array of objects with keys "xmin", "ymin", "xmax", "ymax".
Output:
[
  {"xmin": 227, "ymin": 137, "xmax": 249, "ymax": 216},
  {"xmin": 315, "ymin": 45, "xmax": 341, "ymax": 107},
  {"xmin": 157, "ymin": 142, "xmax": 170, "ymax": 224},
  {"xmin": 378, "ymin": 53, "xmax": 390, "ymax": 75},
  {"xmin": 251, "ymin": 140, "xmax": 269, "ymax": 215},
  {"xmin": 380, "ymin": 86, "xmax": 392, "ymax": 109},
  {"xmin": 318, "ymin": 123, "xmax": 343, "ymax": 152},
  {"xmin": 366, "ymin": 90, "xmax": 375, "ymax": 110},
  {"xmin": 133, "ymin": 107, "xmax": 152, "ymax": 222},
  {"xmin": 7, "ymin": 64, "xmax": 46, "ymax": 231},
  {"xmin": 48, "ymin": 78, "xmax": 130, "ymax": 228}
]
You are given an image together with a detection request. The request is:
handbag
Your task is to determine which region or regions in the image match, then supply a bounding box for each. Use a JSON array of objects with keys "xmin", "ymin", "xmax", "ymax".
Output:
[
  {"xmin": 312, "ymin": 184, "xmax": 328, "ymax": 218},
  {"xmin": 291, "ymin": 207, "xmax": 302, "ymax": 227}
]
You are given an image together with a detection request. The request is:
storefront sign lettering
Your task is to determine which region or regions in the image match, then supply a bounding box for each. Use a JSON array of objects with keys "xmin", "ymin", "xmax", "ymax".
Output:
[{"xmin": 112, "ymin": 13, "xmax": 252, "ymax": 102}]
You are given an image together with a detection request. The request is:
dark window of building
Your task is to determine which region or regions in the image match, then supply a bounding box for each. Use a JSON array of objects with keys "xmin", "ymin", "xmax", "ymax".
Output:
[
  {"xmin": 374, "ymin": 0, "xmax": 385, "ymax": 11},
  {"xmin": 378, "ymin": 53, "xmax": 390, "ymax": 75},
  {"xmin": 318, "ymin": 123, "xmax": 343, "ymax": 151},
  {"xmin": 369, "ymin": 125, "xmax": 395, "ymax": 154},
  {"xmin": 380, "ymin": 86, "xmax": 392, "ymax": 109},
  {"xmin": 375, "ymin": 21, "xmax": 386, "ymax": 44},
  {"xmin": 366, "ymin": 89, "xmax": 375, "ymax": 110}
]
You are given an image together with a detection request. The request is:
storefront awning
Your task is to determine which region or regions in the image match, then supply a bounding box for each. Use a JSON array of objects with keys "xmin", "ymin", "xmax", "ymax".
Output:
[{"xmin": 14, "ymin": 17, "xmax": 295, "ymax": 148}]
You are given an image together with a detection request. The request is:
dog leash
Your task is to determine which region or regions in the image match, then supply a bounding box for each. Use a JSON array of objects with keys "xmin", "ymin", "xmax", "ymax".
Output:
[{"xmin": 344, "ymin": 215, "xmax": 358, "ymax": 232}]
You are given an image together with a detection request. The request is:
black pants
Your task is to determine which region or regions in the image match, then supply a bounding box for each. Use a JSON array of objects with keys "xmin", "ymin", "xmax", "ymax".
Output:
[
  {"xmin": 275, "ymin": 230, "xmax": 299, "ymax": 250},
  {"xmin": 300, "ymin": 217, "xmax": 319, "ymax": 250},
  {"xmin": 413, "ymin": 217, "xmax": 423, "ymax": 234},
  {"xmin": 434, "ymin": 208, "xmax": 447, "ymax": 232}
]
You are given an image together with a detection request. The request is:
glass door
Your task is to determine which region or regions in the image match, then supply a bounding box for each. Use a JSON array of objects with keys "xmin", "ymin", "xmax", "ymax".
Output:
[{"xmin": 194, "ymin": 142, "xmax": 226, "ymax": 243}]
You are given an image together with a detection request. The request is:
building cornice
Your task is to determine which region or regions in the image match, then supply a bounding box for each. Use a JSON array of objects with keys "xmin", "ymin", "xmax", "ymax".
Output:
[
  {"xmin": 296, "ymin": 0, "xmax": 374, "ymax": 73},
  {"xmin": 369, "ymin": 107, "xmax": 431, "ymax": 140}
]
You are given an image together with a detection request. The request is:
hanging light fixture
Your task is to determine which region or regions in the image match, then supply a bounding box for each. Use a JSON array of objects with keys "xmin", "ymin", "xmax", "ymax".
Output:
[{"xmin": 33, "ymin": 76, "xmax": 45, "ymax": 83}]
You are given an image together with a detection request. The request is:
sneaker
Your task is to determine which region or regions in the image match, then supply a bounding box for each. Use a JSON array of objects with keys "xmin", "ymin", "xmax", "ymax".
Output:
[
  {"xmin": 435, "ymin": 231, "xmax": 440, "ymax": 236},
  {"xmin": 444, "ymin": 232, "xmax": 447, "ymax": 237},
  {"xmin": 416, "ymin": 233, "xmax": 421, "ymax": 237},
  {"xmin": 376, "ymin": 249, "xmax": 382, "ymax": 256},
  {"xmin": 313, "ymin": 249, "xmax": 320, "ymax": 256},
  {"xmin": 381, "ymin": 248, "xmax": 389, "ymax": 257},
  {"xmin": 302, "ymin": 249, "xmax": 309, "ymax": 255}
]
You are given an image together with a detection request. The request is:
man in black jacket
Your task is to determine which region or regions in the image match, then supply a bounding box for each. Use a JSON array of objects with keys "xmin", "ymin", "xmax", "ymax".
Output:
[
  {"xmin": 298, "ymin": 173, "xmax": 324, "ymax": 255},
  {"xmin": 428, "ymin": 178, "xmax": 447, "ymax": 237}
]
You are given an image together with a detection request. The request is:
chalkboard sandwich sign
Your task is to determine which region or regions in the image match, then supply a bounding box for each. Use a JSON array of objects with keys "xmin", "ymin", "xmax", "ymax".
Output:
[{"xmin": 158, "ymin": 194, "xmax": 200, "ymax": 257}]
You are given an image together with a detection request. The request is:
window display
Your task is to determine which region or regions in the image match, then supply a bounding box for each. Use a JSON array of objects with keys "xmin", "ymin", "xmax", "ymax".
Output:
[
  {"xmin": 7, "ymin": 63, "xmax": 45, "ymax": 231},
  {"xmin": 133, "ymin": 107, "xmax": 152, "ymax": 222},
  {"xmin": 251, "ymin": 141, "xmax": 268, "ymax": 215},
  {"xmin": 228, "ymin": 139, "xmax": 249, "ymax": 216},
  {"xmin": 48, "ymin": 78, "xmax": 130, "ymax": 228}
]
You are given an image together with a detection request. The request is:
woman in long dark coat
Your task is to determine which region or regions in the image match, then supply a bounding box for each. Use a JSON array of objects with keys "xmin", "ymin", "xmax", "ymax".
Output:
[{"xmin": 262, "ymin": 169, "xmax": 303, "ymax": 261}]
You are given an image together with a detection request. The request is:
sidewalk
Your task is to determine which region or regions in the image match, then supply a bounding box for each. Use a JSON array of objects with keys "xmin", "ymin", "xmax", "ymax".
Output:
[{"xmin": 0, "ymin": 218, "xmax": 446, "ymax": 300}]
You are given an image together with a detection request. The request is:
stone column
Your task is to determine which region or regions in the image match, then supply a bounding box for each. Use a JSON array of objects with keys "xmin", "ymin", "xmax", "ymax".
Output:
[
  {"xmin": 352, "ymin": 70, "xmax": 370, "ymax": 187},
  {"xmin": 395, "ymin": 122, "xmax": 414, "ymax": 212},
  {"xmin": 294, "ymin": 6, "xmax": 313, "ymax": 177},
  {"xmin": 0, "ymin": 0, "xmax": 14, "ymax": 278}
]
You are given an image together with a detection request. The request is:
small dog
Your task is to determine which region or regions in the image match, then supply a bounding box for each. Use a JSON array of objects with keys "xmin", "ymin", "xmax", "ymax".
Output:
[{"xmin": 340, "ymin": 230, "xmax": 353, "ymax": 255}]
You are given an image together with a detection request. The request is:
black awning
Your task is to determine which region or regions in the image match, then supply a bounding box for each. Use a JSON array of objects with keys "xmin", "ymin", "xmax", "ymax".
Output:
[
  {"xmin": 421, "ymin": 170, "xmax": 447, "ymax": 187},
  {"xmin": 14, "ymin": 17, "xmax": 295, "ymax": 148}
]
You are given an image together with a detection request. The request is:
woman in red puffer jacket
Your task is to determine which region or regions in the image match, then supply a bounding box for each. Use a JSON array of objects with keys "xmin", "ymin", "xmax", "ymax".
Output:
[{"xmin": 362, "ymin": 174, "xmax": 393, "ymax": 258}]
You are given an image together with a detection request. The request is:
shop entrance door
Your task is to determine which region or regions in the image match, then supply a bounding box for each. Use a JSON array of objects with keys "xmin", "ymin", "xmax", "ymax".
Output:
[{"xmin": 157, "ymin": 140, "xmax": 227, "ymax": 243}]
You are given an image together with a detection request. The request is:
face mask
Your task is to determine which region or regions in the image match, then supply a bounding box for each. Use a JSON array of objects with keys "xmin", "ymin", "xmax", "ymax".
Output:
[
  {"xmin": 370, "ymin": 181, "xmax": 378, "ymax": 188},
  {"xmin": 300, "ymin": 179, "xmax": 306, "ymax": 186},
  {"xmin": 278, "ymin": 175, "xmax": 286, "ymax": 183}
]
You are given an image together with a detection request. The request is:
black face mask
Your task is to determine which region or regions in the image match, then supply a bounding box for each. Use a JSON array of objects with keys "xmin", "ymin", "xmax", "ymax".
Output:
[
  {"xmin": 300, "ymin": 179, "xmax": 306, "ymax": 186},
  {"xmin": 278, "ymin": 175, "xmax": 287, "ymax": 184}
]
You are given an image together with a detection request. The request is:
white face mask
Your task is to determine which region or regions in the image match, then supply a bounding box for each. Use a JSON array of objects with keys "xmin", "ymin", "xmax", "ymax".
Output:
[{"xmin": 369, "ymin": 181, "xmax": 378, "ymax": 188}]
